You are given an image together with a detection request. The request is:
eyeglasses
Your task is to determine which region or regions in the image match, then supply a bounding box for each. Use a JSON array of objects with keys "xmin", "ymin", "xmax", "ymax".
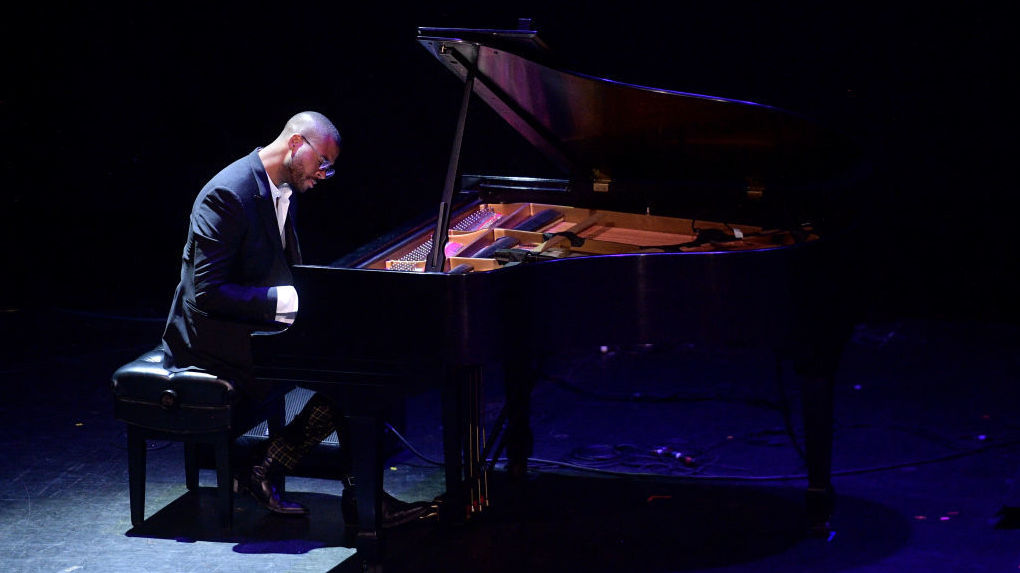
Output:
[{"xmin": 301, "ymin": 135, "xmax": 335, "ymax": 179}]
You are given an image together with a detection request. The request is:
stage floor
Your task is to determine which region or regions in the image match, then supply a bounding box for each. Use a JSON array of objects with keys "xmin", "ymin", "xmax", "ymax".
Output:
[{"xmin": 1, "ymin": 306, "xmax": 1018, "ymax": 572}]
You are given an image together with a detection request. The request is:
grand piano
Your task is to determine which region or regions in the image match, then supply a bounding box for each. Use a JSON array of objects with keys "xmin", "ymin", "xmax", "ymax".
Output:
[{"xmin": 252, "ymin": 23, "xmax": 864, "ymax": 564}]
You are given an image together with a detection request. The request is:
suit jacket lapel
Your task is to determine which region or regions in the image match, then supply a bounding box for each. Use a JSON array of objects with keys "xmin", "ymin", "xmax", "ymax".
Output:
[{"xmin": 248, "ymin": 151, "xmax": 286, "ymax": 255}]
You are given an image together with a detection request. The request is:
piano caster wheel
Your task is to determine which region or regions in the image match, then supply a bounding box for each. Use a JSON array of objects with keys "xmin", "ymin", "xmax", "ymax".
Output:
[
  {"xmin": 807, "ymin": 517, "xmax": 832, "ymax": 538},
  {"xmin": 507, "ymin": 461, "xmax": 528, "ymax": 481},
  {"xmin": 805, "ymin": 485, "xmax": 835, "ymax": 536}
]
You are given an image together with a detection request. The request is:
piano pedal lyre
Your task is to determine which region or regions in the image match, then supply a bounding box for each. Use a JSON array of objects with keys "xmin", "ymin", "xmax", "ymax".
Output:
[{"xmin": 466, "ymin": 365, "xmax": 489, "ymax": 514}]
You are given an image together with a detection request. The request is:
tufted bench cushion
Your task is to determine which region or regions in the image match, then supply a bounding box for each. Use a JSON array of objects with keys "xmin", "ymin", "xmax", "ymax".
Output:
[{"xmin": 112, "ymin": 347, "xmax": 237, "ymax": 434}]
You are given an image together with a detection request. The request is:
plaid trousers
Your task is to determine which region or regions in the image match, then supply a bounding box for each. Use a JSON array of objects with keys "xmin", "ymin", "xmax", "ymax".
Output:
[{"xmin": 265, "ymin": 392, "xmax": 351, "ymax": 475}]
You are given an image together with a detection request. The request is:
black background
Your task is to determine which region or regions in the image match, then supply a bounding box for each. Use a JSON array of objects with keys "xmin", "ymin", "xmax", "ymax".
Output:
[{"xmin": 2, "ymin": 2, "xmax": 1014, "ymax": 323}]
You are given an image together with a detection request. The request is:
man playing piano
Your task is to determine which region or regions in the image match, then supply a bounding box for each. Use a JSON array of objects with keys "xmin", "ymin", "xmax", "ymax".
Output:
[{"xmin": 161, "ymin": 111, "xmax": 428, "ymax": 527}]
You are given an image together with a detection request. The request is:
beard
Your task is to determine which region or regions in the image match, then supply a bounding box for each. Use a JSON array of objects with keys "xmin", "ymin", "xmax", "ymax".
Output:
[{"xmin": 284, "ymin": 159, "xmax": 315, "ymax": 193}]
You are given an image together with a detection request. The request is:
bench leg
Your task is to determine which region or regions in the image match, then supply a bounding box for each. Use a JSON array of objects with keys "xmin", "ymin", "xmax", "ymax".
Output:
[
  {"xmin": 126, "ymin": 425, "xmax": 146, "ymax": 527},
  {"xmin": 214, "ymin": 433, "xmax": 233, "ymax": 529},
  {"xmin": 184, "ymin": 442, "xmax": 199, "ymax": 490}
]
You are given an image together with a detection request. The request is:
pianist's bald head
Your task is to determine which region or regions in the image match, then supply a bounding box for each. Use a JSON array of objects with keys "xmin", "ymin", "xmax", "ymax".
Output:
[
  {"xmin": 279, "ymin": 111, "xmax": 341, "ymax": 148},
  {"xmin": 259, "ymin": 111, "xmax": 341, "ymax": 192}
]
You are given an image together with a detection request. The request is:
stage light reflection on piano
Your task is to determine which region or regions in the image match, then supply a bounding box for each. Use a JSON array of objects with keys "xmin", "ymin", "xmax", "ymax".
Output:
[{"xmin": 444, "ymin": 242, "xmax": 464, "ymax": 257}]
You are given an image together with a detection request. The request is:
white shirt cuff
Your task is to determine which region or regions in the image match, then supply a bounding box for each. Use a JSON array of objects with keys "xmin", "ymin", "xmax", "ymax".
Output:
[{"xmin": 274, "ymin": 285, "xmax": 299, "ymax": 324}]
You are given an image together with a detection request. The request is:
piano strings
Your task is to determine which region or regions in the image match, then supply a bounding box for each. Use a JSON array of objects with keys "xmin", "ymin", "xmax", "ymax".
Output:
[{"xmin": 376, "ymin": 202, "xmax": 816, "ymax": 274}]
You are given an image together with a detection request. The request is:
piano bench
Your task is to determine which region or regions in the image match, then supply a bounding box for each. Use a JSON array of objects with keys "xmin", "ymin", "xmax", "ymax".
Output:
[{"xmin": 110, "ymin": 347, "xmax": 283, "ymax": 529}]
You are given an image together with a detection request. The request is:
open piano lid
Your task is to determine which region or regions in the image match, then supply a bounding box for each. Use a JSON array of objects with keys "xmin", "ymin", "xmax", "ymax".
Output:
[{"xmin": 417, "ymin": 26, "xmax": 861, "ymax": 223}]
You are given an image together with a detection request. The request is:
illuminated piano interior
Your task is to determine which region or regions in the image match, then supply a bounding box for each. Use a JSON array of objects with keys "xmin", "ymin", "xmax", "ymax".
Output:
[{"xmin": 363, "ymin": 201, "xmax": 818, "ymax": 273}]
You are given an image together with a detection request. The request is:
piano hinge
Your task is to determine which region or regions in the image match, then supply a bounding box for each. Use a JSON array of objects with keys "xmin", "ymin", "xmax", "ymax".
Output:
[{"xmin": 593, "ymin": 169, "xmax": 611, "ymax": 193}]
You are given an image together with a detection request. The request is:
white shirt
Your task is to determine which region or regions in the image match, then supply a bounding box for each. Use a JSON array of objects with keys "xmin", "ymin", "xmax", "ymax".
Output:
[
  {"xmin": 264, "ymin": 169, "xmax": 298, "ymax": 323},
  {"xmin": 266, "ymin": 178, "xmax": 293, "ymax": 246}
]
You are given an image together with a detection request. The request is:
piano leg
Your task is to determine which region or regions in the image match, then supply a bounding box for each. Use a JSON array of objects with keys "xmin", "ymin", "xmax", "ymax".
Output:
[
  {"xmin": 347, "ymin": 412, "xmax": 384, "ymax": 562},
  {"xmin": 801, "ymin": 372, "xmax": 835, "ymax": 535},
  {"xmin": 504, "ymin": 359, "xmax": 534, "ymax": 480},
  {"xmin": 441, "ymin": 367, "xmax": 467, "ymax": 524},
  {"xmin": 793, "ymin": 306, "xmax": 850, "ymax": 535},
  {"xmin": 440, "ymin": 365, "xmax": 488, "ymax": 523}
]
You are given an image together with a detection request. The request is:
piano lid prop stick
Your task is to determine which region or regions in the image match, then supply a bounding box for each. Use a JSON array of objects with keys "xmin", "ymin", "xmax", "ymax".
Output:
[{"xmin": 426, "ymin": 63, "xmax": 476, "ymax": 272}]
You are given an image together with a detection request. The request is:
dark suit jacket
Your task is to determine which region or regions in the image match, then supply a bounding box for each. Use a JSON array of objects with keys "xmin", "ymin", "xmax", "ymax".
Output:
[{"xmin": 162, "ymin": 149, "xmax": 301, "ymax": 399}]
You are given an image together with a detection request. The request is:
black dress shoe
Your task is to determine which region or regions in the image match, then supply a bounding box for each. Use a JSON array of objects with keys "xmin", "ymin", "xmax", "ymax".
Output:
[
  {"xmin": 341, "ymin": 487, "xmax": 433, "ymax": 529},
  {"xmin": 246, "ymin": 456, "xmax": 308, "ymax": 516}
]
